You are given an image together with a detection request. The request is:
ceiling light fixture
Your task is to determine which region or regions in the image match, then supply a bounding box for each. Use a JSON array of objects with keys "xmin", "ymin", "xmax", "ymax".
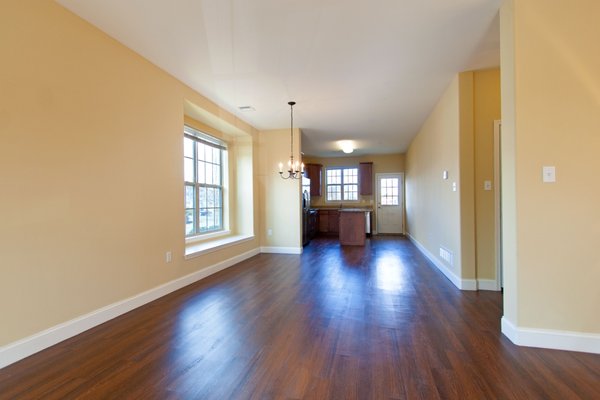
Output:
[
  {"xmin": 340, "ymin": 141, "xmax": 354, "ymax": 154},
  {"xmin": 278, "ymin": 101, "xmax": 304, "ymax": 179}
]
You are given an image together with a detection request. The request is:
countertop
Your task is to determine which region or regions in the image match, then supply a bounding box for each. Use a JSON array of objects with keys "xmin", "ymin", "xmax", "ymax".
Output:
[{"xmin": 311, "ymin": 207, "xmax": 373, "ymax": 212}]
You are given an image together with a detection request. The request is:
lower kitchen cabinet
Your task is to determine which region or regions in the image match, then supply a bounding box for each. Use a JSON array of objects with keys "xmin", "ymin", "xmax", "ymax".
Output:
[{"xmin": 317, "ymin": 210, "xmax": 339, "ymax": 235}]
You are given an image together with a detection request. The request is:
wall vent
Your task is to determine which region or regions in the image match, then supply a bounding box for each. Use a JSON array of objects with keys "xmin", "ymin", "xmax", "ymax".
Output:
[{"xmin": 439, "ymin": 247, "xmax": 454, "ymax": 266}]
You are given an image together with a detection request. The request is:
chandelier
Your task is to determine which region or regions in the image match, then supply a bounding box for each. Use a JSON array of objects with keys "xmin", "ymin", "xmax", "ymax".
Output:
[{"xmin": 278, "ymin": 101, "xmax": 304, "ymax": 179}]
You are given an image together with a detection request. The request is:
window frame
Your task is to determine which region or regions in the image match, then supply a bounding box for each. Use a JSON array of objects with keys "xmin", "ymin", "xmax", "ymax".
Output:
[
  {"xmin": 184, "ymin": 125, "xmax": 227, "ymax": 238},
  {"xmin": 325, "ymin": 166, "xmax": 359, "ymax": 202}
]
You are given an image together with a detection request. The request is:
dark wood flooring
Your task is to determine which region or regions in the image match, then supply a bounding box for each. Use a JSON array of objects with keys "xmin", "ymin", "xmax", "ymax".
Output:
[{"xmin": 1, "ymin": 236, "xmax": 599, "ymax": 399}]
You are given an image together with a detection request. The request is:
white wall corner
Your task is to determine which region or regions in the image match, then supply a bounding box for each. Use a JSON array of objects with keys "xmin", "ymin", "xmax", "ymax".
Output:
[
  {"xmin": 502, "ymin": 317, "xmax": 600, "ymax": 354},
  {"xmin": 260, "ymin": 246, "xmax": 303, "ymax": 255},
  {"xmin": 0, "ymin": 247, "xmax": 261, "ymax": 369},
  {"xmin": 407, "ymin": 234, "xmax": 476, "ymax": 291}
]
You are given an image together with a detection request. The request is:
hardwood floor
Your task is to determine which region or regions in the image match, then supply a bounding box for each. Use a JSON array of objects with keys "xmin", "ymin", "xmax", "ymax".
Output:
[{"xmin": 1, "ymin": 236, "xmax": 599, "ymax": 399}]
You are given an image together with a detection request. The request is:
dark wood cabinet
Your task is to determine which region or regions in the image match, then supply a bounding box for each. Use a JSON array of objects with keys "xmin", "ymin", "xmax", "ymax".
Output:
[
  {"xmin": 308, "ymin": 210, "xmax": 318, "ymax": 239},
  {"xmin": 304, "ymin": 163, "xmax": 322, "ymax": 196},
  {"xmin": 328, "ymin": 210, "xmax": 339, "ymax": 233},
  {"xmin": 359, "ymin": 162, "xmax": 373, "ymax": 195},
  {"xmin": 317, "ymin": 209, "xmax": 339, "ymax": 235}
]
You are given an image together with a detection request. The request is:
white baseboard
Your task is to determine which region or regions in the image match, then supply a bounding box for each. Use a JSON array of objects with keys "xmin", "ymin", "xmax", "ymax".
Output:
[
  {"xmin": 260, "ymin": 246, "xmax": 303, "ymax": 254},
  {"xmin": 477, "ymin": 279, "xmax": 501, "ymax": 291},
  {"xmin": 0, "ymin": 247, "xmax": 260, "ymax": 369},
  {"xmin": 407, "ymin": 234, "xmax": 476, "ymax": 291},
  {"xmin": 502, "ymin": 317, "xmax": 600, "ymax": 354}
]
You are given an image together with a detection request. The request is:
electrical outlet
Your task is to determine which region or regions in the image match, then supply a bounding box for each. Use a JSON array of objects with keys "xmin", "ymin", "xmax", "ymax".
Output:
[{"xmin": 165, "ymin": 251, "xmax": 172, "ymax": 263}]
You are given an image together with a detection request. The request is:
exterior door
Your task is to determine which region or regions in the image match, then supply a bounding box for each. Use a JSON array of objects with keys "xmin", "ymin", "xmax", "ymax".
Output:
[{"xmin": 376, "ymin": 173, "xmax": 404, "ymax": 234}]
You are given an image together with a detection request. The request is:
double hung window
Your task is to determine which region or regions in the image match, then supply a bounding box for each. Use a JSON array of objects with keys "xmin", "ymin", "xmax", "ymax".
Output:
[
  {"xmin": 184, "ymin": 126, "xmax": 226, "ymax": 236},
  {"xmin": 326, "ymin": 167, "xmax": 358, "ymax": 201}
]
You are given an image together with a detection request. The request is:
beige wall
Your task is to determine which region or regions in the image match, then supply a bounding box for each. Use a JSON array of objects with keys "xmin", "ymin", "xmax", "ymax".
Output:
[
  {"xmin": 258, "ymin": 129, "xmax": 302, "ymax": 249},
  {"xmin": 406, "ymin": 69, "xmax": 501, "ymax": 287},
  {"xmin": 473, "ymin": 69, "xmax": 501, "ymax": 281},
  {"xmin": 501, "ymin": 0, "xmax": 600, "ymax": 333},
  {"xmin": 459, "ymin": 72, "xmax": 476, "ymax": 281},
  {"xmin": 405, "ymin": 77, "xmax": 463, "ymax": 279},
  {"xmin": 0, "ymin": 1, "xmax": 260, "ymax": 346}
]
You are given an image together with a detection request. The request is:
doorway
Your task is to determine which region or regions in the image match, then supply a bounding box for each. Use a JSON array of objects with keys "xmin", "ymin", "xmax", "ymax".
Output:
[{"xmin": 376, "ymin": 173, "xmax": 404, "ymax": 234}]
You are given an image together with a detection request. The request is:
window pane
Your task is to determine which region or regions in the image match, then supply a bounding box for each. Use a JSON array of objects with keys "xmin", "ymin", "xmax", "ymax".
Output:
[
  {"xmin": 213, "ymin": 147, "xmax": 220, "ymax": 164},
  {"xmin": 197, "ymin": 142, "xmax": 206, "ymax": 161},
  {"xmin": 207, "ymin": 208, "xmax": 215, "ymax": 230},
  {"xmin": 185, "ymin": 209, "xmax": 195, "ymax": 235},
  {"xmin": 185, "ymin": 185, "xmax": 195, "ymax": 209},
  {"xmin": 205, "ymin": 164, "xmax": 213, "ymax": 185},
  {"xmin": 215, "ymin": 207, "xmax": 221, "ymax": 228},
  {"xmin": 215, "ymin": 188, "xmax": 222, "ymax": 207},
  {"xmin": 344, "ymin": 184, "xmax": 358, "ymax": 201},
  {"xmin": 199, "ymin": 210, "xmax": 208, "ymax": 232},
  {"xmin": 197, "ymin": 161, "xmax": 205, "ymax": 184},
  {"xmin": 344, "ymin": 168, "xmax": 358, "ymax": 184},
  {"xmin": 327, "ymin": 185, "xmax": 341, "ymax": 201},
  {"xmin": 205, "ymin": 145, "xmax": 213, "ymax": 163},
  {"xmin": 213, "ymin": 164, "xmax": 220, "ymax": 185},
  {"xmin": 199, "ymin": 187, "xmax": 207, "ymax": 208},
  {"xmin": 184, "ymin": 158, "xmax": 194, "ymax": 182},
  {"xmin": 207, "ymin": 188, "xmax": 215, "ymax": 207},
  {"xmin": 184, "ymin": 137, "xmax": 194, "ymax": 158}
]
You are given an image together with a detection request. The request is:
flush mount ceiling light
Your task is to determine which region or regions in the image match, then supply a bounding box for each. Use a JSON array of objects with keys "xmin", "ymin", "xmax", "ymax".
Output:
[
  {"xmin": 278, "ymin": 101, "xmax": 304, "ymax": 180},
  {"xmin": 340, "ymin": 140, "xmax": 354, "ymax": 154}
]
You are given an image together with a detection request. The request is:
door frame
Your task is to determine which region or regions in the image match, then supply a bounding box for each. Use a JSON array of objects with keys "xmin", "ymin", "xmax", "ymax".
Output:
[
  {"xmin": 375, "ymin": 172, "xmax": 405, "ymax": 235},
  {"xmin": 494, "ymin": 120, "xmax": 503, "ymax": 290}
]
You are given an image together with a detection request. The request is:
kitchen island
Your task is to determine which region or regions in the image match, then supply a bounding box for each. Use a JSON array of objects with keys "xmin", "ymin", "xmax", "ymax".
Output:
[{"xmin": 339, "ymin": 209, "xmax": 368, "ymax": 246}]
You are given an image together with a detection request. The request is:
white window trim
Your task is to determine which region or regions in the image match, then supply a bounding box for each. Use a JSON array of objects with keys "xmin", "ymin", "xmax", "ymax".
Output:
[{"xmin": 325, "ymin": 166, "xmax": 360, "ymax": 203}]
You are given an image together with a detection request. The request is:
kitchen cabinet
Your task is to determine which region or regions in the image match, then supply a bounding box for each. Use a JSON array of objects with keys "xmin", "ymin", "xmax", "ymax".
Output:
[
  {"xmin": 308, "ymin": 210, "xmax": 318, "ymax": 239},
  {"xmin": 359, "ymin": 162, "xmax": 373, "ymax": 195},
  {"xmin": 317, "ymin": 209, "xmax": 339, "ymax": 235},
  {"xmin": 304, "ymin": 163, "xmax": 322, "ymax": 196},
  {"xmin": 328, "ymin": 210, "xmax": 339, "ymax": 233}
]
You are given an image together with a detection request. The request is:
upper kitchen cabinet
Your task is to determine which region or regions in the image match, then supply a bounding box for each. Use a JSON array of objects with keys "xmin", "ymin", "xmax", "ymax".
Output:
[
  {"xmin": 304, "ymin": 163, "xmax": 322, "ymax": 196},
  {"xmin": 359, "ymin": 162, "xmax": 373, "ymax": 195}
]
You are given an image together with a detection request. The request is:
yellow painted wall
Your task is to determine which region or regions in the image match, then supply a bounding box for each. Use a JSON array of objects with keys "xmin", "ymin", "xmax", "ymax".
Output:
[
  {"xmin": 501, "ymin": 0, "xmax": 600, "ymax": 333},
  {"xmin": 405, "ymin": 77, "xmax": 463, "ymax": 278},
  {"xmin": 0, "ymin": 0, "xmax": 260, "ymax": 346},
  {"xmin": 459, "ymin": 72, "xmax": 476, "ymax": 281},
  {"xmin": 258, "ymin": 129, "xmax": 302, "ymax": 249},
  {"xmin": 473, "ymin": 69, "xmax": 501, "ymax": 281}
]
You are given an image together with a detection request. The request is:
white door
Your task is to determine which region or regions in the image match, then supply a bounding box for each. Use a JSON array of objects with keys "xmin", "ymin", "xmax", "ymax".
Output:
[{"xmin": 376, "ymin": 173, "xmax": 404, "ymax": 234}]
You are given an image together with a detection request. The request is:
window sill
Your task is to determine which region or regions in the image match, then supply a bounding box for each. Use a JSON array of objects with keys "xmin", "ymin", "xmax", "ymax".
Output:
[
  {"xmin": 185, "ymin": 234, "xmax": 255, "ymax": 259},
  {"xmin": 186, "ymin": 230, "xmax": 231, "ymax": 243}
]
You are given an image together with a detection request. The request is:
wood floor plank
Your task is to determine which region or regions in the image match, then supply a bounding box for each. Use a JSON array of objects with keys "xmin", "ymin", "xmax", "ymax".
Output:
[{"xmin": 1, "ymin": 236, "xmax": 599, "ymax": 399}]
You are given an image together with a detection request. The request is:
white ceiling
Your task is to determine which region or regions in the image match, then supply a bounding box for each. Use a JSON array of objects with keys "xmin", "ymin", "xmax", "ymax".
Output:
[{"xmin": 57, "ymin": 0, "xmax": 501, "ymax": 157}]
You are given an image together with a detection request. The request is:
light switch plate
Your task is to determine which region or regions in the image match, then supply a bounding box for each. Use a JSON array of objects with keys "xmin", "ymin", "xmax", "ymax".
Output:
[
  {"xmin": 484, "ymin": 180, "xmax": 492, "ymax": 191},
  {"xmin": 442, "ymin": 170, "xmax": 448, "ymax": 180},
  {"xmin": 542, "ymin": 166, "xmax": 556, "ymax": 183},
  {"xmin": 452, "ymin": 182, "xmax": 457, "ymax": 192}
]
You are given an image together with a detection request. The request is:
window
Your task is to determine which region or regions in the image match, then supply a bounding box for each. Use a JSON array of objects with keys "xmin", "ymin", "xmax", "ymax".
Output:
[
  {"xmin": 326, "ymin": 167, "xmax": 358, "ymax": 201},
  {"xmin": 184, "ymin": 126, "xmax": 227, "ymax": 236},
  {"xmin": 380, "ymin": 178, "xmax": 399, "ymax": 205}
]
